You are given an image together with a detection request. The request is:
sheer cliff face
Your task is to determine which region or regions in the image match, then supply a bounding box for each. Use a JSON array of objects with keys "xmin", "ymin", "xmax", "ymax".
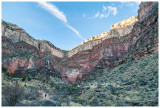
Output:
[
  {"xmin": 60, "ymin": 2, "xmax": 158, "ymax": 83},
  {"xmin": 2, "ymin": 22, "xmax": 65, "ymax": 58},
  {"xmin": 68, "ymin": 16, "xmax": 138, "ymax": 58},
  {"xmin": 2, "ymin": 2, "xmax": 158, "ymax": 83},
  {"xmin": 138, "ymin": 2, "xmax": 155, "ymax": 21}
]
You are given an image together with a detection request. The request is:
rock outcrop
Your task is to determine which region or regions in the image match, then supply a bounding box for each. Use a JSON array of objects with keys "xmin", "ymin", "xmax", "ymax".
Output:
[
  {"xmin": 2, "ymin": 34, "xmax": 63, "ymax": 78},
  {"xmin": 138, "ymin": 2, "xmax": 155, "ymax": 21},
  {"xmin": 111, "ymin": 16, "xmax": 138, "ymax": 29},
  {"xmin": 2, "ymin": 2, "xmax": 158, "ymax": 83}
]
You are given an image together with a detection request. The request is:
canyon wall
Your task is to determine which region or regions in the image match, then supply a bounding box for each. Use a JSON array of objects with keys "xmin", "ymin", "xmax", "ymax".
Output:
[
  {"xmin": 138, "ymin": 2, "xmax": 155, "ymax": 21},
  {"xmin": 2, "ymin": 36, "xmax": 63, "ymax": 79},
  {"xmin": 2, "ymin": 21, "xmax": 65, "ymax": 58},
  {"xmin": 68, "ymin": 16, "xmax": 138, "ymax": 57},
  {"xmin": 1, "ymin": 16, "xmax": 138, "ymax": 58},
  {"xmin": 1, "ymin": 2, "xmax": 158, "ymax": 83},
  {"xmin": 60, "ymin": 2, "xmax": 158, "ymax": 83}
]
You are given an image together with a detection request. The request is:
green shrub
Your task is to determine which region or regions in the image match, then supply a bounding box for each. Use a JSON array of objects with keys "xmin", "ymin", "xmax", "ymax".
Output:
[
  {"xmin": 87, "ymin": 49, "xmax": 92, "ymax": 52},
  {"xmin": 55, "ymin": 85, "xmax": 60, "ymax": 90},
  {"xmin": 66, "ymin": 84, "xmax": 78, "ymax": 92},
  {"xmin": 16, "ymin": 41, "xmax": 28, "ymax": 45},
  {"xmin": 6, "ymin": 72, "xmax": 11, "ymax": 76},
  {"xmin": 27, "ymin": 77, "xmax": 31, "ymax": 81},
  {"xmin": 2, "ymin": 67, "xmax": 7, "ymax": 72},
  {"xmin": 50, "ymin": 82, "xmax": 60, "ymax": 89},
  {"xmin": 103, "ymin": 101, "xmax": 113, "ymax": 106},
  {"xmin": 21, "ymin": 77, "xmax": 26, "ymax": 82},
  {"xmin": 32, "ymin": 77, "xmax": 37, "ymax": 80},
  {"xmin": 77, "ymin": 98, "xmax": 86, "ymax": 105},
  {"xmin": 50, "ymin": 83, "xmax": 55, "ymax": 88}
]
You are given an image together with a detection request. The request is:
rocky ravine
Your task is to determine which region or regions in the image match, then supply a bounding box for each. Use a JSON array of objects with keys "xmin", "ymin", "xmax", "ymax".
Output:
[{"xmin": 1, "ymin": 2, "xmax": 158, "ymax": 106}]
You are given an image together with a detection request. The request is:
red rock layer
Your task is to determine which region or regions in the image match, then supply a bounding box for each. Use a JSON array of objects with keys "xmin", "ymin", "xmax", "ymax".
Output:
[
  {"xmin": 60, "ymin": 2, "xmax": 158, "ymax": 83},
  {"xmin": 2, "ymin": 2, "xmax": 158, "ymax": 83}
]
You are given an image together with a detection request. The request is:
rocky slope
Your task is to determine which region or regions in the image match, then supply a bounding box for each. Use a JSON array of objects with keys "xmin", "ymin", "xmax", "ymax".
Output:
[{"xmin": 2, "ymin": 52, "xmax": 158, "ymax": 106}]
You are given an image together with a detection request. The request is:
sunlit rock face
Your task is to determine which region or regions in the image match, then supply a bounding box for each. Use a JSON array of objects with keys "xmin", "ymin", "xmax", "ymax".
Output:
[
  {"xmin": 2, "ymin": 2, "xmax": 158, "ymax": 83},
  {"xmin": 111, "ymin": 16, "xmax": 138, "ymax": 29}
]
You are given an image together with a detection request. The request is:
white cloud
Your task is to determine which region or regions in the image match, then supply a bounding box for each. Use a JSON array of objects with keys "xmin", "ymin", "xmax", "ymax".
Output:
[
  {"xmin": 66, "ymin": 24, "xmax": 84, "ymax": 40},
  {"xmin": 94, "ymin": 11, "xmax": 99, "ymax": 18},
  {"xmin": 125, "ymin": 2, "xmax": 135, "ymax": 7},
  {"xmin": 37, "ymin": 1, "xmax": 84, "ymax": 40},
  {"xmin": 135, "ymin": 1, "xmax": 141, "ymax": 5},
  {"xmin": 119, "ymin": 1, "xmax": 140, "ymax": 8},
  {"xmin": 107, "ymin": 6, "xmax": 117, "ymax": 16},
  {"xmin": 93, "ymin": 6, "xmax": 117, "ymax": 19},
  {"xmin": 103, "ymin": 5, "xmax": 107, "ymax": 11},
  {"xmin": 100, "ymin": 14, "xmax": 104, "ymax": 19},
  {"xmin": 83, "ymin": 13, "xmax": 86, "ymax": 18},
  {"xmin": 38, "ymin": 1, "xmax": 67, "ymax": 23}
]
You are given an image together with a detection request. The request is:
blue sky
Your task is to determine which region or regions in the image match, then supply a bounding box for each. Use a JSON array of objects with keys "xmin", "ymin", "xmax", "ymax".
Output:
[{"xmin": 2, "ymin": 1, "xmax": 140, "ymax": 50}]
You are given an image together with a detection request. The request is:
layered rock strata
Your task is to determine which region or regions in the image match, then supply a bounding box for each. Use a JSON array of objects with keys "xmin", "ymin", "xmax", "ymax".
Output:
[
  {"xmin": 2, "ymin": 2, "xmax": 158, "ymax": 83},
  {"xmin": 61, "ymin": 2, "xmax": 158, "ymax": 83},
  {"xmin": 2, "ymin": 22, "xmax": 65, "ymax": 58}
]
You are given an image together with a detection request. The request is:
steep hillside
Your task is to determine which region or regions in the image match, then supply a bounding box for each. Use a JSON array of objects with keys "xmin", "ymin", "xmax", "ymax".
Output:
[{"xmin": 2, "ymin": 53, "xmax": 158, "ymax": 106}]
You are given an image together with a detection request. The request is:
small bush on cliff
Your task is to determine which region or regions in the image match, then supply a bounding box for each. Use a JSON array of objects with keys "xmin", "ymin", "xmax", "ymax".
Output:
[
  {"xmin": 2, "ymin": 67, "xmax": 7, "ymax": 72},
  {"xmin": 50, "ymin": 82, "xmax": 59, "ymax": 89},
  {"xmin": 55, "ymin": 85, "xmax": 60, "ymax": 90},
  {"xmin": 76, "ymin": 97, "xmax": 86, "ymax": 105},
  {"xmin": 21, "ymin": 77, "xmax": 26, "ymax": 82},
  {"xmin": 2, "ymin": 85, "xmax": 24, "ymax": 106},
  {"xmin": 16, "ymin": 41, "xmax": 29, "ymax": 45},
  {"xmin": 50, "ymin": 83, "xmax": 55, "ymax": 88},
  {"xmin": 66, "ymin": 84, "xmax": 79, "ymax": 92},
  {"xmin": 27, "ymin": 77, "xmax": 31, "ymax": 81},
  {"xmin": 87, "ymin": 49, "xmax": 92, "ymax": 52}
]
